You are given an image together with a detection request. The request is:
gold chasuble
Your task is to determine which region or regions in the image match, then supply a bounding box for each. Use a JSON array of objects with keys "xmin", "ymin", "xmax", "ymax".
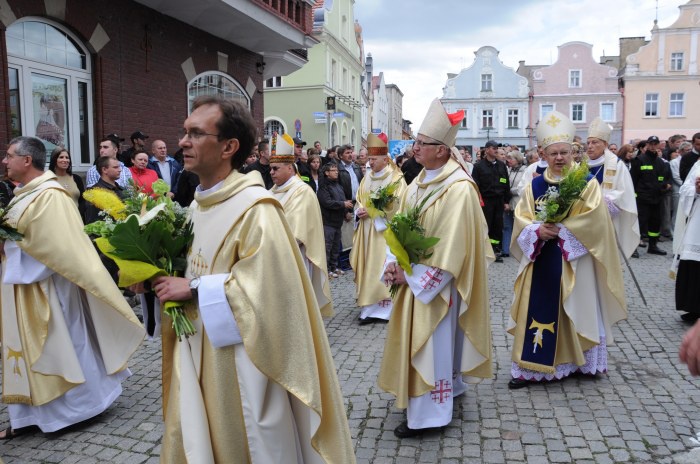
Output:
[
  {"xmin": 0, "ymin": 171, "xmax": 144, "ymax": 406},
  {"xmin": 508, "ymin": 172, "xmax": 627, "ymax": 372},
  {"xmin": 161, "ymin": 171, "xmax": 354, "ymax": 464},
  {"xmin": 379, "ymin": 159, "xmax": 493, "ymax": 408},
  {"xmin": 271, "ymin": 175, "xmax": 333, "ymax": 317},
  {"xmin": 350, "ymin": 165, "xmax": 406, "ymax": 307}
]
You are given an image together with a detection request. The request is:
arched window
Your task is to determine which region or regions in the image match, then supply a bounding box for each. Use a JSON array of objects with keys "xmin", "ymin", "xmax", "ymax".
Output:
[
  {"xmin": 330, "ymin": 121, "xmax": 338, "ymax": 146},
  {"xmin": 264, "ymin": 118, "xmax": 286, "ymax": 140},
  {"xmin": 188, "ymin": 72, "xmax": 250, "ymax": 112},
  {"xmin": 6, "ymin": 18, "xmax": 93, "ymax": 165},
  {"xmin": 350, "ymin": 128, "xmax": 356, "ymax": 148},
  {"xmin": 341, "ymin": 121, "xmax": 348, "ymax": 144}
]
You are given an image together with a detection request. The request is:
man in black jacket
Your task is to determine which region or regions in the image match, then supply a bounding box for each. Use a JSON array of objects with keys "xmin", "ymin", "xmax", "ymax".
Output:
[
  {"xmin": 318, "ymin": 163, "xmax": 354, "ymax": 277},
  {"xmin": 679, "ymin": 132, "xmax": 700, "ymax": 182},
  {"xmin": 630, "ymin": 135, "xmax": 672, "ymax": 255},
  {"xmin": 243, "ymin": 139, "xmax": 273, "ymax": 189},
  {"xmin": 471, "ymin": 140, "xmax": 511, "ymax": 262},
  {"xmin": 400, "ymin": 146, "xmax": 422, "ymax": 185},
  {"xmin": 337, "ymin": 144, "xmax": 363, "ymax": 203}
]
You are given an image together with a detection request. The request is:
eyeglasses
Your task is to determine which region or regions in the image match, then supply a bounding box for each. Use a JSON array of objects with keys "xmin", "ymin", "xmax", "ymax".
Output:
[
  {"xmin": 413, "ymin": 139, "xmax": 443, "ymax": 148},
  {"xmin": 546, "ymin": 150, "xmax": 571, "ymax": 158},
  {"xmin": 178, "ymin": 128, "xmax": 220, "ymax": 141},
  {"xmin": 270, "ymin": 166, "xmax": 286, "ymax": 172},
  {"xmin": 2, "ymin": 151, "xmax": 30, "ymax": 160}
]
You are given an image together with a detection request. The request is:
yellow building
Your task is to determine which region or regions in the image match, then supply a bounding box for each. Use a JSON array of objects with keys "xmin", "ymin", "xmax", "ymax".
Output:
[{"xmin": 622, "ymin": 0, "xmax": 700, "ymax": 142}]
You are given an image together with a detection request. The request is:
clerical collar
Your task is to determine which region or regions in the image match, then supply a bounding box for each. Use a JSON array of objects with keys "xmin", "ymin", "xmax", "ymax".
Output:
[
  {"xmin": 424, "ymin": 165, "xmax": 444, "ymax": 182},
  {"xmin": 588, "ymin": 155, "xmax": 605, "ymax": 167},
  {"xmin": 537, "ymin": 159, "xmax": 548, "ymax": 168},
  {"xmin": 196, "ymin": 179, "xmax": 225, "ymax": 197},
  {"xmin": 372, "ymin": 166, "xmax": 389, "ymax": 177},
  {"xmin": 278, "ymin": 176, "xmax": 295, "ymax": 189}
]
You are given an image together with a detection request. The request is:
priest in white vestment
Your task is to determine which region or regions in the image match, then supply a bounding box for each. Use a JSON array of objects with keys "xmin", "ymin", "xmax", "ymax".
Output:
[
  {"xmin": 351, "ymin": 132, "xmax": 406, "ymax": 325},
  {"xmin": 270, "ymin": 132, "xmax": 333, "ymax": 317},
  {"xmin": 152, "ymin": 96, "xmax": 354, "ymax": 463},
  {"xmin": 380, "ymin": 99, "xmax": 493, "ymax": 438},
  {"xmin": 586, "ymin": 117, "xmax": 640, "ymax": 259},
  {"xmin": 0, "ymin": 136, "xmax": 144, "ymax": 438}
]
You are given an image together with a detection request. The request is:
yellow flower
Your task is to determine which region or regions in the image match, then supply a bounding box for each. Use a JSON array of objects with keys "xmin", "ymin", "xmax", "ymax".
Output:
[{"xmin": 83, "ymin": 188, "xmax": 127, "ymax": 220}]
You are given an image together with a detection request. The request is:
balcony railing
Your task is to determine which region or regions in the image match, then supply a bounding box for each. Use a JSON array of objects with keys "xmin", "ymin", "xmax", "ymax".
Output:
[{"xmin": 255, "ymin": 0, "xmax": 312, "ymax": 34}]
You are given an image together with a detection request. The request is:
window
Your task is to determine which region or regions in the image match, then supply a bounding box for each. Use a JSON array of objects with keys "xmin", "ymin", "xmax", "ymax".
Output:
[
  {"xmin": 481, "ymin": 74, "xmax": 492, "ymax": 92},
  {"xmin": 670, "ymin": 92, "xmax": 685, "ymax": 117},
  {"xmin": 482, "ymin": 109, "xmax": 493, "ymax": 129},
  {"xmin": 460, "ymin": 110, "xmax": 468, "ymax": 129},
  {"xmin": 600, "ymin": 103, "xmax": 615, "ymax": 122},
  {"xmin": 644, "ymin": 93, "xmax": 658, "ymax": 117},
  {"xmin": 188, "ymin": 72, "xmax": 250, "ymax": 113},
  {"xmin": 264, "ymin": 76, "xmax": 282, "ymax": 88},
  {"xmin": 540, "ymin": 104, "xmax": 554, "ymax": 121},
  {"xmin": 6, "ymin": 19, "xmax": 93, "ymax": 164},
  {"xmin": 569, "ymin": 69, "xmax": 581, "ymax": 88},
  {"xmin": 330, "ymin": 59, "xmax": 337, "ymax": 89},
  {"xmin": 507, "ymin": 109, "xmax": 519, "ymax": 128},
  {"xmin": 670, "ymin": 52, "xmax": 684, "ymax": 71},
  {"xmin": 264, "ymin": 119, "xmax": 285, "ymax": 140},
  {"xmin": 571, "ymin": 103, "xmax": 584, "ymax": 122},
  {"xmin": 342, "ymin": 67, "xmax": 348, "ymax": 93},
  {"xmin": 351, "ymin": 75, "xmax": 356, "ymax": 98}
]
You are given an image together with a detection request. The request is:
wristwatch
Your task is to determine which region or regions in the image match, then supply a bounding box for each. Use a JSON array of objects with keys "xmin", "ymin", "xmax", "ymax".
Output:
[{"xmin": 189, "ymin": 277, "xmax": 201, "ymax": 300}]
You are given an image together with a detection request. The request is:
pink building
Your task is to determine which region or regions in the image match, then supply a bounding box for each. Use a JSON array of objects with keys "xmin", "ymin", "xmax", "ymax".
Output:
[{"xmin": 526, "ymin": 42, "xmax": 622, "ymax": 145}]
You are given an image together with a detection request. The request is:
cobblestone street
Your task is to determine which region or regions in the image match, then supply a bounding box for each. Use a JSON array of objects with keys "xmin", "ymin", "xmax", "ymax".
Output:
[{"xmin": 2, "ymin": 239, "xmax": 700, "ymax": 463}]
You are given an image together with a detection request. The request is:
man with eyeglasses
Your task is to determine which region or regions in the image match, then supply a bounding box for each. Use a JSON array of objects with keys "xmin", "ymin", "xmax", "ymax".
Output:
[
  {"xmin": 149, "ymin": 96, "xmax": 354, "ymax": 462},
  {"xmin": 85, "ymin": 136, "xmax": 133, "ymax": 188},
  {"xmin": 0, "ymin": 136, "xmax": 144, "ymax": 439},
  {"xmin": 508, "ymin": 111, "xmax": 626, "ymax": 390},
  {"xmin": 379, "ymin": 99, "xmax": 493, "ymax": 438},
  {"xmin": 269, "ymin": 132, "xmax": 333, "ymax": 318}
]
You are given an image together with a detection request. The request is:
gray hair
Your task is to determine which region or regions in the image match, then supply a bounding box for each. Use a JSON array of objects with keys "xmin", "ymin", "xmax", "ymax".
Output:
[
  {"xmin": 679, "ymin": 141, "xmax": 692, "ymax": 153},
  {"xmin": 9, "ymin": 136, "xmax": 46, "ymax": 170},
  {"xmin": 508, "ymin": 150, "xmax": 525, "ymax": 165}
]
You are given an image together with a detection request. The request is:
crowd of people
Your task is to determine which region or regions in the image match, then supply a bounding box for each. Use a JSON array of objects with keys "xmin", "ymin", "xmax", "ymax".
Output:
[{"xmin": 1, "ymin": 94, "xmax": 699, "ymax": 456}]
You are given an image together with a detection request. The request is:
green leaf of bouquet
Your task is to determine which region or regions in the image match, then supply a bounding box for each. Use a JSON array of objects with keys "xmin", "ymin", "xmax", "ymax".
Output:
[
  {"xmin": 107, "ymin": 215, "xmax": 162, "ymax": 266},
  {"xmin": 0, "ymin": 226, "xmax": 23, "ymax": 241}
]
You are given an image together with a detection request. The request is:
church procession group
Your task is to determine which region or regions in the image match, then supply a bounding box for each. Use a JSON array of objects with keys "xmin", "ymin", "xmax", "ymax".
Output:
[{"xmin": 2, "ymin": 91, "xmax": 700, "ymax": 463}]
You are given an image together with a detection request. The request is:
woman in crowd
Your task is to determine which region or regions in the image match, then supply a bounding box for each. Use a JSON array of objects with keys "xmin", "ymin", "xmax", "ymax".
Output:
[
  {"xmin": 616, "ymin": 144, "xmax": 635, "ymax": 170},
  {"xmin": 502, "ymin": 150, "xmax": 525, "ymax": 257},
  {"xmin": 49, "ymin": 147, "xmax": 86, "ymax": 220},
  {"xmin": 129, "ymin": 150, "xmax": 159, "ymax": 194},
  {"xmin": 317, "ymin": 163, "xmax": 353, "ymax": 278},
  {"xmin": 309, "ymin": 153, "xmax": 322, "ymax": 193}
]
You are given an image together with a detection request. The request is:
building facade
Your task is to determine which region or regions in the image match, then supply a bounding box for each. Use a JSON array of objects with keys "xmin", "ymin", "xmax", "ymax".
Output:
[
  {"xmin": 371, "ymin": 73, "xmax": 388, "ymax": 136},
  {"xmin": 441, "ymin": 46, "xmax": 530, "ymax": 151},
  {"xmin": 2, "ymin": 0, "xmax": 315, "ymax": 172},
  {"xmin": 385, "ymin": 83, "xmax": 403, "ymax": 141},
  {"xmin": 527, "ymin": 42, "xmax": 623, "ymax": 146},
  {"xmin": 263, "ymin": 0, "xmax": 363, "ymax": 149},
  {"xmin": 622, "ymin": 0, "xmax": 700, "ymax": 142}
]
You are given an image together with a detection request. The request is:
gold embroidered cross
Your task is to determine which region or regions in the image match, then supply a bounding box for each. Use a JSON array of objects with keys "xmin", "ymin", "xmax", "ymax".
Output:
[{"xmin": 546, "ymin": 114, "xmax": 561, "ymax": 128}]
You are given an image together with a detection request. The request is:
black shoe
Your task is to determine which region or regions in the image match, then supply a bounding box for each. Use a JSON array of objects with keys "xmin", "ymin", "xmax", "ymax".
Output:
[
  {"xmin": 638, "ymin": 242, "xmax": 647, "ymax": 248},
  {"xmin": 508, "ymin": 378, "xmax": 531, "ymax": 390},
  {"xmin": 494, "ymin": 255, "xmax": 504, "ymax": 263},
  {"xmin": 631, "ymin": 250, "xmax": 639, "ymax": 258},
  {"xmin": 681, "ymin": 313, "xmax": 700, "ymax": 323},
  {"xmin": 647, "ymin": 246, "xmax": 667, "ymax": 256},
  {"xmin": 500, "ymin": 253, "xmax": 509, "ymax": 257},
  {"xmin": 394, "ymin": 421, "xmax": 441, "ymax": 438}
]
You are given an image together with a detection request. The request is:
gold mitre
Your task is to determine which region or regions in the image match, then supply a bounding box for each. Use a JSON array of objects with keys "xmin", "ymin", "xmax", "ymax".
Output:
[
  {"xmin": 269, "ymin": 132, "xmax": 295, "ymax": 163},
  {"xmin": 417, "ymin": 98, "xmax": 464, "ymax": 146},
  {"xmin": 537, "ymin": 111, "xmax": 575, "ymax": 149},
  {"xmin": 367, "ymin": 132, "xmax": 388, "ymax": 156},
  {"xmin": 587, "ymin": 117, "xmax": 611, "ymax": 143}
]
